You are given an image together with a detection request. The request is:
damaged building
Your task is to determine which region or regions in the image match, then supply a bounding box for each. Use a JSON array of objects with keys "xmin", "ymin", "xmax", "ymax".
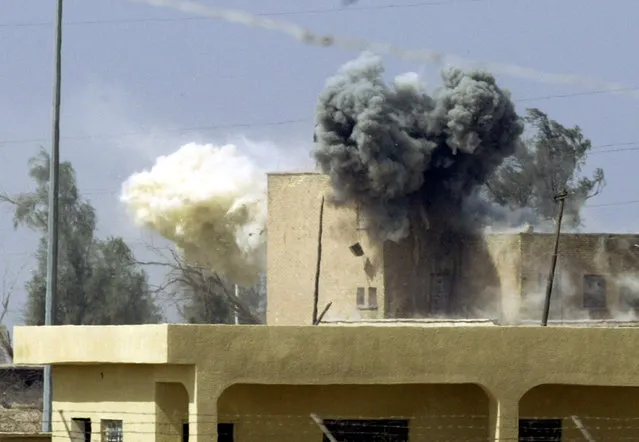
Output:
[{"xmin": 267, "ymin": 172, "xmax": 639, "ymax": 325}]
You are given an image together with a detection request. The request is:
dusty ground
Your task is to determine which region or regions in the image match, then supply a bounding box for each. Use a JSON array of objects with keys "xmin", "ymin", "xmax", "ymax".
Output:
[{"xmin": 0, "ymin": 405, "xmax": 42, "ymax": 433}]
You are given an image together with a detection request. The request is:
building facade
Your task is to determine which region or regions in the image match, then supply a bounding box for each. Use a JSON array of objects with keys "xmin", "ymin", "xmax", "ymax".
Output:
[
  {"xmin": 267, "ymin": 172, "xmax": 639, "ymax": 325},
  {"xmin": 10, "ymin": 172, "xmax": 639, "ymax": 442},
  {"xmin": 12, "ymin": 324, "xmax": 639, "ymax": 442}
]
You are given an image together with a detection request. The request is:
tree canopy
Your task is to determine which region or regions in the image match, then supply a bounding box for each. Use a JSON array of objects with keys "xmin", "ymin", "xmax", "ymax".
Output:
[
  {"xmin": 486, "ymin": 107, "xmax": 605, "ymax": 228},
  {"xmin": 142, "ymin": 246, "xmax": 265, "ymax": 325},
  {"xmin": 1, "ymin": 149, "xmax": 161, "ymax": 325}
]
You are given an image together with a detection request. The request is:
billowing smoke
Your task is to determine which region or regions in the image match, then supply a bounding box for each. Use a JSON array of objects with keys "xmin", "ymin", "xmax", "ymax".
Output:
[
  {"xmin": 313, "ymin": 52, "xmax": 524, "ymax": 241},
  {"xmin": 120, "ymin": 142, "xmax": 267, "ymax": 285}
]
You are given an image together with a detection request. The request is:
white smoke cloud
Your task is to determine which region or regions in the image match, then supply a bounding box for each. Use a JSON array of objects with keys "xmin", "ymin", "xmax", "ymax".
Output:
[{"xmin": 120, "ymin": 142, "xmax": 267, "ymax": 285}]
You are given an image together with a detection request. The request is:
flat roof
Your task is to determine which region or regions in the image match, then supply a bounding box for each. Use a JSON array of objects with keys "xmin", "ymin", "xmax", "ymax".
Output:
[
  {"xmin": 320, "ymin": 318, "xmax": 498, "ymax": 327},
  {"xmin": 266, "ymin": 171, "xmax": 320, "ymax": 176},
  {"xmin": 321, "ymin": 318, "xmax": 639, "ymax": 327}
]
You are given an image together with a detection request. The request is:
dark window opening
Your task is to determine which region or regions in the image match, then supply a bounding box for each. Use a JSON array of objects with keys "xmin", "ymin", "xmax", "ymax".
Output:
[
  {"xmin": 583, "ymin": 274, "xmax": 607, "ymax": 309},
  {"xmin": 429, "ymin": 272, "xmax": 452, "ymax": 315},
  {"xmin": 356, "ymin": 287, "xmax": 366, "ymax": 308},
  {"xmin": 368, "ymin": 287, "xmax": 378, "ymax": 309},
  {"xmin": 101, "ymin": 419, "xmax": 123, "ymax": 442},
  {"xmin": 356, "ymin": 287, "xmax": 378, "ymax": 310},
  {"xmin": 218, "ymin": 423, "xmax": 234, "ymax": 442},
  {"xmin": 519, "ymin": 419, "xmax": 562, "ymax": 441},
  {"xmin": 72, "ymin": 418, "xmax": 92, "ymax": 442},
  {"xmin": 182, "ymin": 423, "xmax": 189, "ymax": 442},
  {"xmin": 356, "ymin": 205, "xmax": 369, "ymax": 231},
  {"xmin": 322, "ymin": 419, "xmax": 409, "ymax": 442}
]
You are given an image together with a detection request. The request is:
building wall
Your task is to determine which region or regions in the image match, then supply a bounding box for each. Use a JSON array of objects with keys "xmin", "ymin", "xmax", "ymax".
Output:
[
  {"xmin": 217, "ymin": 383, "xmax": 489, "ymax": 442},
  {"xmin": 0, "ymin": 435, "xmax": 50, "ymax": 442},
  {"xmin": 266, "ymin": 173, "xmax": 384, "ymax": 325},
  {"xmin": 520, "ymin": 384, "xmax": 639, "ymax": 441},
  {"xmin": 13, "ymin": 324, "xmax": 639, "ymax": 441},
  {"xmin": 266, "ymin": 172, "xmax": 639, "ymax": 324},
  {"xmin": 51, "ymin": 364, "xmax": 194, "ymax": 442},
  {"xmin": 519, "ymin": 233, "xmax": 639, "ymax": 321},
  {"xmin": 266, "ymin": 173, "xmax": 513, "ymax": 323}
]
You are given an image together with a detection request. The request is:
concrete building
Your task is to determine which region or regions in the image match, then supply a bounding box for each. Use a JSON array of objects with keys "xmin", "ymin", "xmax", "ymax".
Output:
[
  {"xmin": 12, "ymin": 324, "xmax": 639, "ymax": 442},
  {"xmin": 10, "ymin": 172, "xmax": 639, "ymax": 442},
  {"xmin": 267, "ymin": 172, "xmax": 639, "ymax": 325}
]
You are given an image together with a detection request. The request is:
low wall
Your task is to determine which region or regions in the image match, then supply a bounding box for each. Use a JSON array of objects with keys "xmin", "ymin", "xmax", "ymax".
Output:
[{"xmin": 0, "ymin": 433, "xmax": 50, "ymax": 442}]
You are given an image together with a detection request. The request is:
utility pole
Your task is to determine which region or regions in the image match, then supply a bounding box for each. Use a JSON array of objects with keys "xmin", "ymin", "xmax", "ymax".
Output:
[
  {"xmin": 541, "ymin": 189, "xmax": 568, "ymax": 326},
  {"xmin": 42, "ymin": 0, "xmax": 64, "ymax": 433},
  {"xmin": 233, "ymin": 284, "xmax": 239, "ymax": 325}
]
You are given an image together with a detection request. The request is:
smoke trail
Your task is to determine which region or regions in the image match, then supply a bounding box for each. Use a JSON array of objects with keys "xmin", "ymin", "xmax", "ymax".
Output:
[
  {"xmin": 132, "ymin": 0, "xmax": 639, "ymax": 100},
  {"xmin": 120, "ymin": 142, "xmax": 267, "ymax": 285},
  {"xmin": 313, "ymin": 52, "xmax": 523, "ymax": 240}
]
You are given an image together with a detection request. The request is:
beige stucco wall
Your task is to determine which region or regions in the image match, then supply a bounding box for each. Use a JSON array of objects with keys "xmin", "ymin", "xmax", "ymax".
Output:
[
  {"xmin": 520, "ymin": 233, "xmax": 639, "ymax": 321},
  {"xmin": 14, "ymin": 324, "xmax": 639, "ymax": 441},
  {"xmin": 267, "ymin": 173, "xmax": 639, "ymax": 324},
  {"xmin": 266, "ymin": 173, "xmax": 384, "ymax": 325},
  {"xmin": 49, "ymin": 364, "xmax": 194, "ymax": 442},
  {"xmin": 218, "ymin": 383, "xmax": 490, "ymax": 441}
]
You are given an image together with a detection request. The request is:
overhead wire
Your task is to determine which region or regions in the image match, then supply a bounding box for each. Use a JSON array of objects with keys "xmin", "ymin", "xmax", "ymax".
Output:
[
  {"xmin": 1, "ymin": 0, "xmax": 637, "ymax": 259},
  {"xmin": 1, "ymin": 86, "xmax": 639, "ymax": 149},
  {"xmin": 0, "ymin": 0, "xmax": 514, "ymax": 28}
]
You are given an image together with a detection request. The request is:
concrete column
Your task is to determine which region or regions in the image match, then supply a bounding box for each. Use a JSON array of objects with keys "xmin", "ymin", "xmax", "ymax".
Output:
[
  {"xmin": 489, "ymin": 395, "xmax": 519, "ymax": 441},
  {"xmin": 192, "ymin": 384, "xmax": 222, "ymax": 442}
]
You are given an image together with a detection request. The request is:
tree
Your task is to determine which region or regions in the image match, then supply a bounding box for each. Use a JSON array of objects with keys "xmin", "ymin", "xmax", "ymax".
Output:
[
  {"xmin": 141, "ymin": 245, "xmax": 265, "ymax": 324},
  {"xmin": 486, "ymin": 108, "xmax": 605, "ymax": 228},
  {"xmin": 0, "ymin": 149, "xmax": 161, "ymax": 325},
  {"xmin": 0, "ymin": 262, "xmax": 25, "ymax": 362}
]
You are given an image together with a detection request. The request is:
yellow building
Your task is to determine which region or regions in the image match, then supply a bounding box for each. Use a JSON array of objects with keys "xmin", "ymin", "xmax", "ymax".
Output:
[
  {"xmin": 12, "ymin": 324, "xmax": 639, "ymax": 442},
  {"xmin": 12, "ymin": 172, "xmax": 639, "ymax": 442},
  {"xmin": 267, "ymin": 172, "xmax": 639, "ymax": 325}
]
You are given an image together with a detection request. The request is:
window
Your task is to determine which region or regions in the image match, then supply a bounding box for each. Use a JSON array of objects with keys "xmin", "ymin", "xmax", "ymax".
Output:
[
  {"xmin": 355, "ymin": 205, "xmax": 369, "ymax": 231},
  {"xmin": 519, "ymin": 419, "xmax": 562, "ymax": 441},
  {"xmin": 322, "ymin": 419, "xmax": 409, "ymax": 441},
  {"xmin": 429, "ymin": 272, "xmax": 451, "ymax": 314},
  {"xmin": 356, "ymin": 287, "xmax": 366, "ymax": 308},
  {"xmin": 71, "ymin": 418, "xmax": 91, "ymax": 442},
  {"xmin": 583, "ymin": 274, "xmax": 607, "ymax": 310},
  {"xmin": 368, "ymin": 287, "xmax": 378, "ymax": 309},
  {"xmin": 182, "ymin": 423, "xmax": 189, "ymax": 442},
  {"xmin": 101, "ymin": 420, "xmax": 123, "ymax": 442},
  {"xmin": 218, "ymin": 423, "xmax": 234, "ymax": 442},
  {"xmin": 356, "ymin": 287, "xmax": 378, "ymax": 310}
]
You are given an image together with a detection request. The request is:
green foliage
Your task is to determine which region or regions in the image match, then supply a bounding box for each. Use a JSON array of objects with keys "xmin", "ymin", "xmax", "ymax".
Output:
[
  {"xmin": 6, "ymin": 149, "xmax": 161, "ymax": 325},
  {"xmin": 486, "ymin": 108, "xmax": 605, "ymax": 228}
]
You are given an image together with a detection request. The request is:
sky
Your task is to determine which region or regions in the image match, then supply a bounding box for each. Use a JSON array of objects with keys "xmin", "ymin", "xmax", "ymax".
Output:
[{"xmin": 1, "ymin": 0, "xmax": 638, "ymax": 329}]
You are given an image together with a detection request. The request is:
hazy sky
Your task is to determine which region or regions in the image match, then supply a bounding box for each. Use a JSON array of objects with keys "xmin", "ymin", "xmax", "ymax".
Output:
[{"xmin": 1, "ymin": 0, "xmax": 638, "ymax": 328}]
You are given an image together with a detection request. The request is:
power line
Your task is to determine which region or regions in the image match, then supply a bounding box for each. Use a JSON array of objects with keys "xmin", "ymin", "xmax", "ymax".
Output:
[
  {"xmin": 0, "ymin": 0, "xmax": 500, "ymax": 28},
  {"xmin": 0, "ymin": 114, "xmax": 638, "ymax": 154},
  {"xmin": 0, "ymin": 119, "xmax": 310, "ymax": 146},
  {"xmin": 516, "ymin": 86, "xmax": 639, "ymax": 103}
]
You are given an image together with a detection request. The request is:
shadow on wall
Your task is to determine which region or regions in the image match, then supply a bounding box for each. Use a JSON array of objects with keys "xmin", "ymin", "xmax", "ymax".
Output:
[
  {"xmin": 383, "ymin": 225, "xmax": 503, "ymax": 321},
  {"xmin": 520, "ymin": 384, "xmax": 639, "ymax": 441},
  {"xmin": 217, "ymin": 383, "xmax": 491, "ymax": 442}
]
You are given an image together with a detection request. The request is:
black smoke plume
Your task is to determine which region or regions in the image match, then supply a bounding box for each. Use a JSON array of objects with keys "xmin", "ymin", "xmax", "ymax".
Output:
[{"xmin": 312, "ymin": 52, "xmax": 524, "ymax": 241}]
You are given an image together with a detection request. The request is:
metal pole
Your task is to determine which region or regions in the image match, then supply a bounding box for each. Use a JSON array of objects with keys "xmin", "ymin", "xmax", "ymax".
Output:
[
  {"xmin": 42, "ymin": 0, "xmax": 64, "ymax": 433},
  {"xmin": 312, "ymin": 196, "xmax": 325, "ymax": 325},
  {"xmin": 541, "ymin": 189, "xmax": 567, "ymax": 326},
  {"xmin": 233, "ymin": 284, "xmax": 239, "ymax": 325}
]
